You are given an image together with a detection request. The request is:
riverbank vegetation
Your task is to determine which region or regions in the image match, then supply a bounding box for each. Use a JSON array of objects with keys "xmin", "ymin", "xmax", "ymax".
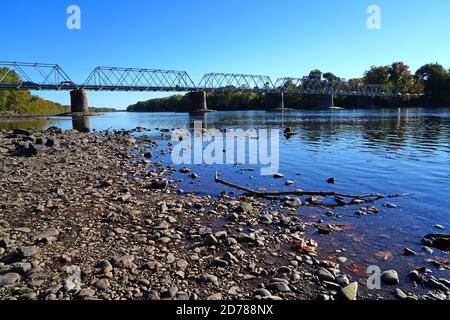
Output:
[
  {"xmin": 127, "ymin": 61, "xmax": 450, "ymax": 112},
  {"xmin": 0, "ymin": 68, "xmax": 70, "ymax": 116}
]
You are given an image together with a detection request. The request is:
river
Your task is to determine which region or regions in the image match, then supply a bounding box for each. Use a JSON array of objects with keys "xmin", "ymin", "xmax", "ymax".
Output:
[{"xmin": 1, "ymin": 107, "xmax": 449, "ymax": 297}]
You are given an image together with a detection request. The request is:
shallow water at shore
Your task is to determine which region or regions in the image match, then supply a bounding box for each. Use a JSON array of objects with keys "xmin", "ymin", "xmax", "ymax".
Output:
[{"xmin": 1, "ymin": 108, "xmax": 449, "ymax": 297}]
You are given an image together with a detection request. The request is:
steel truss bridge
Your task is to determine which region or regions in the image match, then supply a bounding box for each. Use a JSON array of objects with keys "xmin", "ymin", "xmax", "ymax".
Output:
[{"xmin": 0, "ymin": 61, "xmax": 401, "ymax": 98}]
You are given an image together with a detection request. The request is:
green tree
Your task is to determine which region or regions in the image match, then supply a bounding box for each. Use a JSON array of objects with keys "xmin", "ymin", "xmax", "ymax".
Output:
[
  {"xmin": 323, "ymin": 72, "xmax": 341, "ymax": 82},
  {"xmin": 363, "ymin": 65, "xmax": 390, "ymax": 85},
  {"xmin": 389, "ymin": 62, "xmax": 414, "ymax": 93},
  {"xmin": 308, "ymin": 69, "xmax": 322, "ymax": 80},
  {"xmin": 415, "ymin": 63, "xmax": 449, "ymax": 102}
]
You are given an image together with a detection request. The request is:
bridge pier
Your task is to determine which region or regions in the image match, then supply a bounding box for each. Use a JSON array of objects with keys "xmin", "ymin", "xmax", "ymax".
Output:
[
  {"xmin": 187, "ymin": 91, "xmax": 215, "ymax": 113},
  {"xmin": 319, "ymin": 94, "xmax": 335, "ymax": 108},
  {"xmin": 265, "ymin": 92, "xmax": 287, "ymax": 110},
  {"xmin": 70, "ymin": 89, "xmax": 90, "ymax": 114}
]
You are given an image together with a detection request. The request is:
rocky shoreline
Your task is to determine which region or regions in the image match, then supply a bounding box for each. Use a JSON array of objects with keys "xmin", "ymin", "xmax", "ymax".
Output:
[{"xmin": 0, "ymin": 128, "xmax": 448, "ymax": 301}]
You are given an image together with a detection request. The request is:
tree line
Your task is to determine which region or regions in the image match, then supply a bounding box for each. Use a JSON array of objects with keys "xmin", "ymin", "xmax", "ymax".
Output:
[
  {"xmin": 128, "ymin": 62, "xmax": 450, "ymax": 112},
  {"xmin": 0, "ymin": 68, "xmax": 70, "ymax": 115}
]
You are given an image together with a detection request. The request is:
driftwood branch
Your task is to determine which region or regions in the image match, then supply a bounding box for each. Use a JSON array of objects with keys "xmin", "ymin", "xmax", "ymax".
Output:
[{"xmin": 214, "ymin": 171, "xmax": 405, "ymax": 204}]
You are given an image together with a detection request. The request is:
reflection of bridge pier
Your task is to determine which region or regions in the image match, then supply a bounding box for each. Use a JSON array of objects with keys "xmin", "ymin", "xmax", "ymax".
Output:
[
  {"xmin": 71, "ymin": 115, "xmax": 90, "ymax": 132},
  {"xmin": 70, "ymin": 89, "xmax": 90, "ymax": 114}
]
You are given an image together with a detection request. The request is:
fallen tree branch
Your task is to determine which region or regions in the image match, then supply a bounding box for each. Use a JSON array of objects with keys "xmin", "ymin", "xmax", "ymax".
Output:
[{"xmin": 214, "ymin": 171, "xmax": 405, "ymax": 204}]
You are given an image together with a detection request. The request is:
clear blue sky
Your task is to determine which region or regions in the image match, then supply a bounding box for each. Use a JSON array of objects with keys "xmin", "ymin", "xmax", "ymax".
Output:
[{"xmin": 1, "ymin": 0, "xmax": 449, "ymax": 109}]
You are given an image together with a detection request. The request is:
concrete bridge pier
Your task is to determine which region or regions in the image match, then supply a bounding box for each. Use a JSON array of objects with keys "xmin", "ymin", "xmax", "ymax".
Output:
[
  {"xmin": 70, "ymin": 89, "xmax": 90, "ymax": 114},
  {"xmin": 187, "ymin": 91, "xmax": 215, "ymax": 113},
  {"xmin": 265, "ymin": 92, "xmax": 287, "ymax": 110},
  {"xmin": 319, "ymin": 94, "xmax": 335, "ymax": 108}
]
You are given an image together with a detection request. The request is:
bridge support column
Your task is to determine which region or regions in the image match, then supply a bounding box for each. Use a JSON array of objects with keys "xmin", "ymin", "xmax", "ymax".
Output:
[
  {"xmin": 265, "ymin": 92, "xmax": 287, "ymax": 110},
  {"xmin": 187, "ymin": 91, "xmax": 215, "ymax": 113},
  {"xmin": 70, "ymin": 89, "xmax": 90, "ymax": 114},
  {"xmin": 319, "ymin": 94, "xmax": 335, "ymax": 108}
]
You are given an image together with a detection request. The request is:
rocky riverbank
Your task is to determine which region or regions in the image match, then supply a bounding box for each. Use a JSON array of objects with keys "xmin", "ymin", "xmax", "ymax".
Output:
[{"xmin": 0, "ymin": 128, "xmax": 448, "ymax": 301}]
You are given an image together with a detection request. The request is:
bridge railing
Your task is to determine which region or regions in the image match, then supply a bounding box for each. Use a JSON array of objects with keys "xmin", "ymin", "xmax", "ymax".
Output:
[
  {"xmin": 0, "ymin": 61, "xmax": 75, "ymax": 90},
  {"xmin": 82, "ymin": 66, "xmax": 197, "ymax": 91}
]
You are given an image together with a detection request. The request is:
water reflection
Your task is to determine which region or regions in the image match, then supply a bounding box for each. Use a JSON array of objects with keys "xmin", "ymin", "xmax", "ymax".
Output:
[{"xmin": 72, "ymin": 115, "xmax": 90, "ymax": 132}]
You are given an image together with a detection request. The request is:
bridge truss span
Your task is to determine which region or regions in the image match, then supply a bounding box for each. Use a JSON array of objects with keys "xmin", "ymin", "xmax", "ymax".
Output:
[
  {"xmin": 198, "ymin": 73, "xmax": 275, "ymax": 93},
  {"xmin": 274, "ymin": 77, "xmax": 400, "ymax": 97},
  {"xmin": 83, "ymin": 66, "xmax": 197, "ymax": 92},
  {"xmin": 0, "ymin": 61, "xmax": 75, "ymax": 90}
]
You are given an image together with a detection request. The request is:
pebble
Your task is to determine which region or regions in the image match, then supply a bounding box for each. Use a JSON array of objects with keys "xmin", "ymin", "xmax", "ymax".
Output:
[
  {"xmin": 95, "ymin": 279, "xmax": 110, "ymax": 291},
  {"xmin": 176, "ymin": 259, "xmax": 189, "ymax": 269}
]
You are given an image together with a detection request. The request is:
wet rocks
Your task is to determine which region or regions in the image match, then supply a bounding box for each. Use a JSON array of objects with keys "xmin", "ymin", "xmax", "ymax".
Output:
[
  {"xmin": 381, "ymin": 270, "xmax": 399, "ymax": 285},
  {"xmin": 403, "ymin": 247, "xmax": 418, "ymax": 256},
  {"xmin": 284, "ymin": 197, "xmax": 302, "ymax": 208},
  {"xmin": 317, "ymin": 268, "xmax": 336, "ymax": 282},
  {"xmin": 423, "ymin": 234, "xmax": 450, "ymax": 251}
]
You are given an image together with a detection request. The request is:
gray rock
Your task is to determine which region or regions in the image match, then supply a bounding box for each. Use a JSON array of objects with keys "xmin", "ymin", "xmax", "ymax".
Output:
[
  {"xmin": 254, "ymin": 288, "xmax": 272, "ymax": 297},
  {"xmin": 0, "ymin": 237, "xmax": 10, "ymax": 249},
  {"xmin": 284, "ymin": 198, "xmax": 302, "ymax": 208},
  {"xmin": 204, "ymin": 234, "xmax": 218, "ymax": 246},
  {"xmin": 77, "ymin": 288, "xmax": 96, "ymax": 299},
  {"xmin": 0, "ymin": 273, "xmax": 21, "ymax": 287},
  {"xmin": 381, "ymin": 270, "xmax": 399, "ymax": 285},
  {"xmin": 266, "ymin": 282, "xmax": 291, "ymax": 293},
  {"xmin": 317, "ymin": 268, "xmax": 336, "ymax": 282},
  {"xmin": 147, "ymin": 290, "xmax": 160, "ymax": 300},
  {"xmin": 11, "ymin": 262, "xmax": 32, "ymax": 274},
  {"xmin": 32, "ymin": 228, "xmax": 59, "ymax": 243},
  {"xmin": 211, "ymin": 259, "xmax": 228, "ymax": 268},
  {"xmin": 18, "ymin": 246, "xmax": 38, "ymax": 259},
  {"xmin": 96, "ymin": 260, "xmax": 113, "ymax": 274},
  {"xmin": 200, "ymin": 273, "xmax": 218, "ymax": 284},
  {"xmin": 95, "ymin": 279, "xmax": 110, "ymax": 291}
]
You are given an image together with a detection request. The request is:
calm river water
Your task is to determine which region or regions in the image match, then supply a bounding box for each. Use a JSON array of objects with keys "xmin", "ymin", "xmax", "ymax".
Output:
[{"xmin": 2, "ymin": 108, "xmax": 449, "ymax": 297}]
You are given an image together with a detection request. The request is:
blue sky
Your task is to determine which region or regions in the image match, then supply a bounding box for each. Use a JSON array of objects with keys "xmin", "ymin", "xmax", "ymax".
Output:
[{"xmin": 1, "ymin": 0, "xmax": 449, "ymax": 109}]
